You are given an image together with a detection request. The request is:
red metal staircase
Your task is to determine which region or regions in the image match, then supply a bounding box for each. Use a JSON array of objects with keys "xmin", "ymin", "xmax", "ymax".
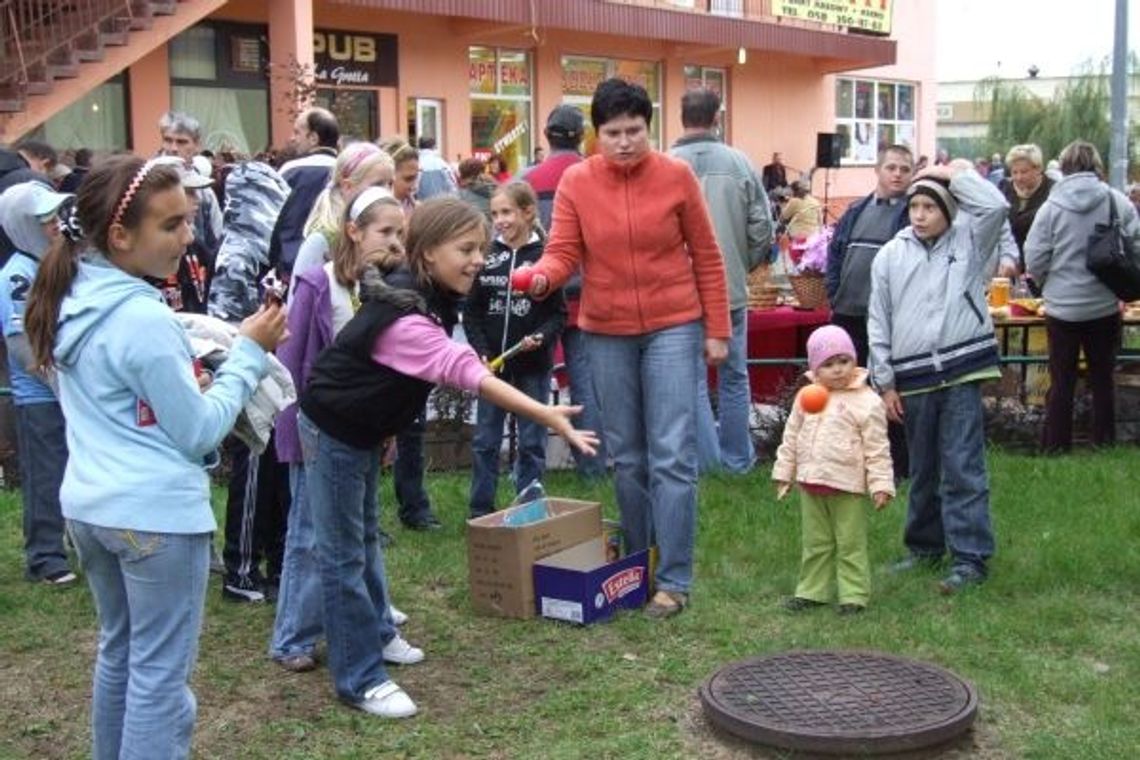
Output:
[{"xmin": 0, "ymin": 0, "xmax": 226, "ymax": 143}]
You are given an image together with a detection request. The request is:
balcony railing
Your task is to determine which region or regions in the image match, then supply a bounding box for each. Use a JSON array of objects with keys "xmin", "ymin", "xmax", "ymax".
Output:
[
  {"xmin": 602, "ymin": 0, "xmax": 844, "ymax": 33},
  {"xmin": 1, "ymin": 1, "xmax": 135, "ymax": 93}
]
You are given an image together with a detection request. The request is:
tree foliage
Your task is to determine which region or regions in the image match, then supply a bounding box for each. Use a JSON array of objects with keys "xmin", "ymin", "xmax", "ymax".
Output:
[{"xmin": 975, "ymin": 57, "xmax": 1139, "ymax": 177}]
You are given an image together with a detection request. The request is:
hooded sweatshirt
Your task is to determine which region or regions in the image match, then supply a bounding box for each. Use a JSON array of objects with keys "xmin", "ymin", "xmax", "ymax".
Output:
[
  {"xmin": 462, "ymin": 231, "xmax": 566, "ymax": 376},
  {"xmin": 0, "ymin": 150, "xmax": 49, "ymax": 267},
  {"xmin": 54, "ymin": 257, "xmax": 268, "ymax": 533},
  {"xmin": 0, "ymin": 182, "xmax": 57, "ymax": 404},
  {"xmin": 1024, "ymin": 172, "xmax": 1140, "ymax": 322}
]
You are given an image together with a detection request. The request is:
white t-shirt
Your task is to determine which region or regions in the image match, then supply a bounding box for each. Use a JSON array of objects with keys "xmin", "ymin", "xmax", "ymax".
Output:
[{"xmin": 325, "ymin": 261, "xmax": 357, "ymax": 334}]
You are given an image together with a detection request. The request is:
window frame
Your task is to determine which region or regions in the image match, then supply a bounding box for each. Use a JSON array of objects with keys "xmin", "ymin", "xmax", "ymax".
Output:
[
  {"xmin": 468, "ymin": 46, "xmax": 535, "ymax": 172},
  {"xmin": 835, "ymin": 77, "xmax": 917, "ymax": 166},
  {"xmin": 560, "ymin": 54, "xmax": 663, "ymax": 150}
]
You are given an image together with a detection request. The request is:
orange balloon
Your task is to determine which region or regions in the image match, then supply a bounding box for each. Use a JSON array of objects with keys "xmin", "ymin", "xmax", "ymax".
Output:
[{"xmin": 799, "ymin": 383, "xmax": 830, "ymax": 414}]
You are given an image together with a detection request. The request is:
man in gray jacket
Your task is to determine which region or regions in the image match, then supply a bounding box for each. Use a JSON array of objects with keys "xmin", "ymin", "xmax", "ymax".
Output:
[{"xmin": 671, "ymin": 88, "xmax": 773, "ymax": 473}]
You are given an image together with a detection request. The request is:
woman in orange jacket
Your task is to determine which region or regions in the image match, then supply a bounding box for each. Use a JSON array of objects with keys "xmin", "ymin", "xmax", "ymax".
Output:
[{"xmin": 526, "ymin": 78, "xmax": 730, "ymax": 618}]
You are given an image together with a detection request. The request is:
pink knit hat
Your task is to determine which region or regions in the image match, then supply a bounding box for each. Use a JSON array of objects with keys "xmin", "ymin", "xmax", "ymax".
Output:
[{"xmin": 806, "ymin": 325, "xmax": 857, "ymax": 373}]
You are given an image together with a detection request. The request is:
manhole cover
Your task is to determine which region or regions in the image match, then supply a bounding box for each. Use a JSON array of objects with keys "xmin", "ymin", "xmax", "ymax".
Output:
[{"xmin": 700, "ymin": 650, "xmax": 978, "ymax": 755}]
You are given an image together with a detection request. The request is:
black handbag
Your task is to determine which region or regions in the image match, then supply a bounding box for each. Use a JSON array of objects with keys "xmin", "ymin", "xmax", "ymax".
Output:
[{"xmin": 1085, "ymin": 190, "xmax": 1140, "ymax": 301}]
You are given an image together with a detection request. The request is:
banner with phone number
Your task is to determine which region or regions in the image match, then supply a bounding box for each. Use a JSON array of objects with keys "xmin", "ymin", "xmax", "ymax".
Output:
[{"xmin": 770, "ymin": 0, "xmax": 893, "ymax": 35}]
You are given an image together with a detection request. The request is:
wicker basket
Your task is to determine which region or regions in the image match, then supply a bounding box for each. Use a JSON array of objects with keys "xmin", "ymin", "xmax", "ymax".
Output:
[{"xmin": 788, "ymin": 273, "xmax": 828, "ymax": 310}]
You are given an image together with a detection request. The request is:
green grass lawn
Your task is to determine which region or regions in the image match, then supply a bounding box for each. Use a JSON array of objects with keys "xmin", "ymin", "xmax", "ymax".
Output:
[{"xmin": 1, "ymin": 449, "xmax": 1138, "ymax": 759}]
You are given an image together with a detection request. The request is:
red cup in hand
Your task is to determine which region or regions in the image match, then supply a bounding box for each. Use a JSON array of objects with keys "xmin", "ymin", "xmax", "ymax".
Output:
[{"xmin": 510, "ymin": 267, "xmax": 535, "ymax": 294}]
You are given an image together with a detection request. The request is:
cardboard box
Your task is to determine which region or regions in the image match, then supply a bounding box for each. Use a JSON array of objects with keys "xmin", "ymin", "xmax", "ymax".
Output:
[
  {"xmin": 467, "ymin": 498, "xmax": 602, "ymax": 618},
  {"xmin": 533, "ymin": 536, "xmax": 650, "ymax": 625}
]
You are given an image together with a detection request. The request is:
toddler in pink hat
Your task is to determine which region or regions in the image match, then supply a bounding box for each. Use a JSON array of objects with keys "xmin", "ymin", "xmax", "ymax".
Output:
[{"xmin": 772, "ymin": 324, "xmax": 894, "ymax": 614}]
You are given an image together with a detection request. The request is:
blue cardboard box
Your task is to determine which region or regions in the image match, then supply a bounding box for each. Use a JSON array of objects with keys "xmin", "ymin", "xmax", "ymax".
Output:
[{"xmin": 532, "ymin": 536, "xmax": 650, "ymax": 625}]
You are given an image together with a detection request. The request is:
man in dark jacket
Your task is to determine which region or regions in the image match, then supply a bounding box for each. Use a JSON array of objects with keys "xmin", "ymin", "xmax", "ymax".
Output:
[
  {"xmin": 762, "ymin": 152, "xmax": 788, "ymax": 193},
  {"xmin": 269, "ymin": 107, "xmax": 339, "ymax": 277},
  {"xmin": 826, "ymin": 144, "xmax": 913, "ymax": 361},
  {"xmin": 826, "ymin": 144, "xmax": 913, "ymax": 479}
]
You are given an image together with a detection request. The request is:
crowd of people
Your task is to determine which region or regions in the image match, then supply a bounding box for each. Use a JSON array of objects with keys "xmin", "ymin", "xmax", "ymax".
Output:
[{"xmin": 2, "ymin": 72, "xmax": 1139, "ymax": 757}]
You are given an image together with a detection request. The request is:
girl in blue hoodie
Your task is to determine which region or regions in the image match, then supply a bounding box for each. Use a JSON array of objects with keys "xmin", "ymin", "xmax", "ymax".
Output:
[{"xmin": 24, "ymin": 155, "xmax": 286, "ymax": 760}]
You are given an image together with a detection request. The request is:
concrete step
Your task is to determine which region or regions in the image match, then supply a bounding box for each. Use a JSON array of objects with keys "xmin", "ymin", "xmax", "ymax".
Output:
[
  {"xmin": 75, "ymin": 29, "xmax": 106, "ymax": 62},
  {"xmin": 0, "ymin": 79, "xmax": 25, "ymax": 114}
]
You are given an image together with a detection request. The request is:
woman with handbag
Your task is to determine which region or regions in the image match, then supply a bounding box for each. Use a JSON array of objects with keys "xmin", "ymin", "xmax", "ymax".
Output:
[{"xmin": 1025, "ymin": 140, "xmax": 1140, "ymax": 451}]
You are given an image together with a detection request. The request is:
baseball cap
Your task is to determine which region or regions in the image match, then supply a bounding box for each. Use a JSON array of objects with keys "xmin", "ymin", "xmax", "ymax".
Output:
[
  {"xmin": 191, "ymin": 154, "xmax": 213, "ymax": 179},
  {"xmin": 545, "ymin": 105, "xmax": 585, "ymax": 140},
  {"xmin": 28, "ymin": 183, "xmax": 74, "ymax": 220},
  {"xmin": 152, "ymin": 156, "xmax": 214, "ymax": 189}
]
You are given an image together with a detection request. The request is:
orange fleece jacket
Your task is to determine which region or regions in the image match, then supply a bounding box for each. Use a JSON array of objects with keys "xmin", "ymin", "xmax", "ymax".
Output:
[{"xmin": 534, "ymin": 151, "xmax": 730, "ymax": 339}]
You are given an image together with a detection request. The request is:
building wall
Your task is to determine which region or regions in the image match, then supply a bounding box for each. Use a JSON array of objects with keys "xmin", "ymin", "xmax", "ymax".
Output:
[
  {"xmin": 118, "ymin": 0, "xmax": 936, "ymax": 201},
  {"xmin": 821, "ymin": 0, "xmax": 937, "ymax": 198}
]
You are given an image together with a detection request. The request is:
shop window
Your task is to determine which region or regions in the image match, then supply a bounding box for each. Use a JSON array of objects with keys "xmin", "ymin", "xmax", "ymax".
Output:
[
  {"xmin": 170, "ymin": 25, "xmax": 217, "ymax": 80},
  {"xmin": 561, "ymin": 55, "xmax": 662, "ymax": 153},
  {"xmin": 468, "ymin": 46, "xmax": 533, "ymax": 174},
  {"xmin": 169, "ymin": 22, "xmax": 269, "ymax": 154},
  {"xmin": 835, "ymin": 78, "xmax": 916, "ymax": 165},
  {"xmin": 171, "ymin": 86, "xmax": 269, "ymax": 154},
  {"xmin": 317, "ymin": 89, "xmax": 378, "ymax": 143},
  {"xmin": 683, "ymin": 65, "xmax": 728, "ymax": 139},
  {"xmin": 29, "ymin": 78, "xmax": 129, "ymax": 151}
]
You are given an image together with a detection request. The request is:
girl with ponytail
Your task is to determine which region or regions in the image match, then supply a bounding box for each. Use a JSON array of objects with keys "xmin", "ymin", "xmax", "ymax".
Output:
[{"xmin": 25, "ymin": 154, "xmax": 287, "ymax": 760}]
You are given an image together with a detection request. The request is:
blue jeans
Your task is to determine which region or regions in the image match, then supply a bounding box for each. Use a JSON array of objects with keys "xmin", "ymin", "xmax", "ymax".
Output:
[
  {"xmin": 901, "ymin": 382, "xmax": 995, "ymax": 574},
  {"xmin": 15, "ymin": 402, "xmax": 70, "ymax": 580},
  {"xmin": 586, "ymin": 321, "xmax": 701, "ymax": 593},
  {"xmin": 68, "ymin": 520, "xmax": 209, "ymax": 760},
  {"xmin": 696, "ymin": 307, "xmax": 755, "ymax": 474},
  {"xmin": 269, "ymin": 463, "xmax": 323, "ymax": 660},
  {"xmin": 299, "ymin": 413, "xmax": 396, "ymax": 703},
  {"xmin": 469, "ymin": 369, "xmax": 551, "ymax": 517},
  {"xmin": 561, "ymin": 327, "xmax": 607, "ymax": 478}
]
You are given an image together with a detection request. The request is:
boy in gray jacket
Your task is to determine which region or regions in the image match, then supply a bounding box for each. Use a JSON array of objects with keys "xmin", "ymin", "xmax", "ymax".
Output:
[{"xmin": 867, "ymin": 159, "xmax": 1009, "ymax": 593}]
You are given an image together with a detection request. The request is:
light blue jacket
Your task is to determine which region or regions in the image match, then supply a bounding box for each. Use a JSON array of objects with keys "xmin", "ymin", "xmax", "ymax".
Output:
[
  {"xmin": 868, "ymin": 171, "xmax": 1009, "ymax": 392},
  {"xmin": 54, "ymin": 257, "xmax": 267, "ymax": 533},
  {"xmin": 1025, "ymin": 173, "xmax": 1140, "ymax": 322}
]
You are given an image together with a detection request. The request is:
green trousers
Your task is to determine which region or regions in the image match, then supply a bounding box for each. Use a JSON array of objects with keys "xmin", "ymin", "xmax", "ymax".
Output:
[{"xmin": 795, "ymin": 489, "xmax": 871, "ymax": 607}]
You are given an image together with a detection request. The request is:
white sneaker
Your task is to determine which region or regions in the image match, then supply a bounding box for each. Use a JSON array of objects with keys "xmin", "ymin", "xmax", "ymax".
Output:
[
  {"xmin": 390, "ymin": 604, "xmax": 408, "ymax": 626},
  {"xmin": 357, "ymin": 680, "xmax": 417, "ymax": 718},
  {"xmin": 382, "ymin": 634, "xmax": 424, "ymax": 665}
]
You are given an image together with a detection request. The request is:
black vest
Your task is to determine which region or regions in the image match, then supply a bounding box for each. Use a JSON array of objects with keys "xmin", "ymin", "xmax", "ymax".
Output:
[{"xmin": 299, "ymin": 270, "xmax": 459, "ymax": 449}]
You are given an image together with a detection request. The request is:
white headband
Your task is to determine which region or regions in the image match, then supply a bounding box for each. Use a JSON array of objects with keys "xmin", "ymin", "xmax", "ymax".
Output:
[{"xmin": 348, "ymin": 186, "xmax": 397, "ymax": 224}]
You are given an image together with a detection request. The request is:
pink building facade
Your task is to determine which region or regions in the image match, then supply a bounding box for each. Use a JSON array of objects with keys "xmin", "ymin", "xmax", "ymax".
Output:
[{"xmin": 16, "ymin": 0, "xmax": 937, "ymax": 202}]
